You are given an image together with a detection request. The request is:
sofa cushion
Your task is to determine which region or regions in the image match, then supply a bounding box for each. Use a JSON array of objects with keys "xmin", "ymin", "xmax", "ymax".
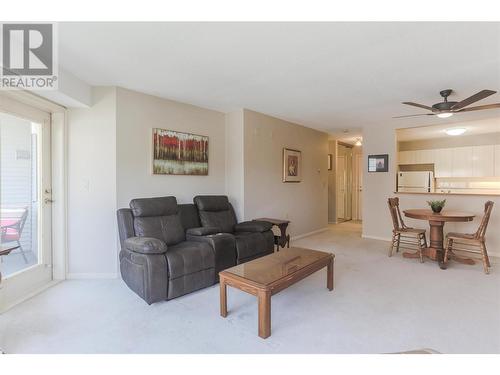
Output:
[
  {"xmin": 234, "ymin": 221, "xmax": 273, "ymax": 233},
  {"xmin": 134, "ymin": 215, "xmax": 185, "ymax": 246},
  {"xmin": 198, "ymin": 210, "xmax": 236, "ymax": 233},
  {"xmin": 186, "ymin": 226, "xmax": 221, "ymax": 236},
  {"xmin": 178, "ymin": 203, "xmax": 201, "ymax": 230},
  {"xmin": 165, "ymin": 241, "xmax": 215, "ymax": 279},
  {"xmin": 130, "ymin": 196, "xmax": 178, "ymax": 217},
  {"xmin": 194, "ymin": 195, "xmax": 231, "ymax": 211},
  {"xmin": 234, "ymin": 232, "xmax": 272, "ymax": 261}
]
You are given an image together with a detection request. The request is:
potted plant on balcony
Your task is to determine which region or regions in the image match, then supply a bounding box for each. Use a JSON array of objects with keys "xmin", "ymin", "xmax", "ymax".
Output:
[{"xmin": 427, "ymin": 199, "xmax": 446, "ymax": 213}]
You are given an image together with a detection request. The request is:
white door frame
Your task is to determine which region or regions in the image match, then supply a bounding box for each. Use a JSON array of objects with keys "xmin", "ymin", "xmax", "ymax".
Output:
[{"xmin": 0, "ymin": 92, "xmax": 67, "ymax": 312}]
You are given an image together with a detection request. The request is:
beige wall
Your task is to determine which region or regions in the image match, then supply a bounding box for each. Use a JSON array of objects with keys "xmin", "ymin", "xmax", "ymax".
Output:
[
  {"xmin": 242, "ymin": 109, "xmax": 329, "ymax": 238},
  {"xmin": 363, "ymin": 118, "xmax": 500, "ymax": 255},
  {"xmin": 115, "ymin": 87, "xmax": 226, "ymax": 208},
  {"xmin": 67, "ymin": 88, "xmax": 330, "ymax": 277},
  {"xmin": 225, "ymin": 110, "xmax": 245, "ymax": 220},
  {"xmin": 67, "ymin": 87, "xmax": 118, "ymax": 277}
]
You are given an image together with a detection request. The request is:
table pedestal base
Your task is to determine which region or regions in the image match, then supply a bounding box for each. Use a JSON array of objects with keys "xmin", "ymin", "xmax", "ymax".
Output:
[
  {"xmin": 403, "ymin": 247, "xmax": 446, "ymax": 269},
  {"xmin": 402, "ymin": 210, "xmax": 477, "ymax": 270}
]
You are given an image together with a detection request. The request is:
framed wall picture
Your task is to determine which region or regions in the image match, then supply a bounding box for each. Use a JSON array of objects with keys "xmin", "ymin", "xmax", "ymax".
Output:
[
  {"xmin": 328, "ymin": 154, "xmax": 332, "ymax": 171},
  {"xmin": 283, "ymin": 148, "xmax": 302, "ymax": 182},
  {"xmin": 368, "ymin": 154, "xmax": 389, "ymax": 172},
  {"xmin": 152, "ymin": 128, "xmax": 209, "ymax": 175}
]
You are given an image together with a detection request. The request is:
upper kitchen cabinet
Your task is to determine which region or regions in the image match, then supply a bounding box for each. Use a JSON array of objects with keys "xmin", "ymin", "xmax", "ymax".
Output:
[
  {"xmin": 398, "ymin": 150, "xmax": 415, "ymax": 164},
  {"xmin": 415, "ymin": 149, "xmax": 436, "ymax": 164},
  {"xmin": 434, "ymin": 148, "xmax": 453, "ymax": 177},
  {"xmin": 472, "ymin": 145, "xmax": 495, "ymax": 177},
  {"xmin": 452, "ymin": 147, "xmax": 474, "ymax": 177}
]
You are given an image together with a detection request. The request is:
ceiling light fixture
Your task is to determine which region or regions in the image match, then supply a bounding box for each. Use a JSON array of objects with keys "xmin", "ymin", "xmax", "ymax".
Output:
[
  {"xmin": 445, "ymin": 128, "xmax": 467, "ymax": 136},
  {"xmin": 436, "ymin": 112, "xmax": 454, "ymax": 119},
  {"xmin": 355, "ymin": 138, "xmax": 362, "ymax": 146}
]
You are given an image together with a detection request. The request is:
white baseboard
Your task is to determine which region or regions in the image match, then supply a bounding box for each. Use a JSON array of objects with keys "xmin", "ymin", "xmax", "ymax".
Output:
[
  {"xmin": 66, "ymin": 273, "xmax": 118, "ymax": 280},
  {"xmin": 291, "ymin": 227, "xmax": 329, "ymax": 241}
]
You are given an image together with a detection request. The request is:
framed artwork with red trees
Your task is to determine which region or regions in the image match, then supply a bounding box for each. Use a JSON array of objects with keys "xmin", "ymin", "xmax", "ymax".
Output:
[{"xmin": 152, "ymin": 128, "xmax": 209, "ymax": 175}]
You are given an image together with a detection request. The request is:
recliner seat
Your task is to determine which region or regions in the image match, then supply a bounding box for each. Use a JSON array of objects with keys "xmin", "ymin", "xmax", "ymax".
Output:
[
  {"xmin": 193, "ymin": 195, "xmax": 274, "ymax": 263},
  {"xmin": 117, "ymin": 196, "xmax": 215, "ymax": 304}
]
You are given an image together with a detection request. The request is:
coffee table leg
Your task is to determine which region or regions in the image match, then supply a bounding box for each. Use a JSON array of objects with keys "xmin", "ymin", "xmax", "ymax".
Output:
[
  {"xmin": 258, "ymin": 290, "xmax": 271, "ymax": 339},
  {"xmin": 327, "ymin": 258, "xmax": 334, "ymax": 291},
  {"xmin": 220, "ymin": 278, "xmax": 227, "ymax": 318}
]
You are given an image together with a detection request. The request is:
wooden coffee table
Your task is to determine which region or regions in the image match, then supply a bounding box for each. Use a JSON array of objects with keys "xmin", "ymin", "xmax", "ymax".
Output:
[{"xmin": 219, "ymin": 247, "xmax": 334, "ymax": 339}]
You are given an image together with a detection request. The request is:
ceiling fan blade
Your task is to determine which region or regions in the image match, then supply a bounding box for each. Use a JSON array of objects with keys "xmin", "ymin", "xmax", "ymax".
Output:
[
  {"xmin": 457, "ymin": 103, "xmax": 500, "ymax": 112},
  {"xmin": 393, "ymin": 113, "xmax": 435, "ymax": 118},
  {"xmin": 451, "ymin": 89, "xmax": 497, "ymax": 110},
  {"xmin": 402, "ymin": 102, "xmax": 435, "ymax": 111}
]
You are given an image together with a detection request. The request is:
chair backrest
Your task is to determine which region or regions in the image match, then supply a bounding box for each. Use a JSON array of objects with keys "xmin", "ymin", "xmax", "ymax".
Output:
[
  {"xmin": 193, "ymin": 195, "xmax": 237, "ymax": 233},
  {"xmin": 128, "ymin": 196, "xmax": 186, "ymax": 246},
  {"xmin": 475, "ymin": 201, "xmax": 494, "ymax": 240},
  {"xmin": 387, "ymin": 197, "xmax": 406, "ymax": 231},
  {"xmin": 0, "ymin": 206, "xmax": 28, "ymax": 235}
]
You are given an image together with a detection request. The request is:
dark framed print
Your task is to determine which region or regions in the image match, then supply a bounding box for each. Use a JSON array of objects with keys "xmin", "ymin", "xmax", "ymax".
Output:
[
  {"xmin": 368, "ymin": 154, "xmax": 388, "ymax": 172},
  {"xmin": 283, "ymin": 148, "xmax": 302, "ymax": 182}
]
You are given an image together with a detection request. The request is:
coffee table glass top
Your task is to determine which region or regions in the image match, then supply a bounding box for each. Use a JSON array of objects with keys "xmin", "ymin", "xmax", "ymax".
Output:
[{"xmin": 222, "ymin": 247, "xmax": 333, "ymax": 286}]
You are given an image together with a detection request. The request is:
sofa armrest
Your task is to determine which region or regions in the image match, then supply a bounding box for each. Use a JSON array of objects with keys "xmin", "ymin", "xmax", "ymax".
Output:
[
  {"xmin": 186, "ymin": 226, "xmax": 221, "ymax": 236},
  {"xmin": 124, "ymin": 237, "xmax": 167, "ymax": 254},
  {"xmin": 234, "ymin": 220, "xmax": 272, "ymax": 233}
]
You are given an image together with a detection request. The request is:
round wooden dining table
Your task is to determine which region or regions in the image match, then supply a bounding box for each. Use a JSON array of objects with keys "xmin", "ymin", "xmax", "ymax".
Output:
[{"xmin": 403, "ymin": 209, "xmax": 475, "ymax": 269}]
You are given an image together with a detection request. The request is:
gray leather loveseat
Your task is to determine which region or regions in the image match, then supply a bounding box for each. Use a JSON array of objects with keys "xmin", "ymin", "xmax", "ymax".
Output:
[{"xmin": 117, "ymin": 195, "xmax": 274, "ymax": 304}]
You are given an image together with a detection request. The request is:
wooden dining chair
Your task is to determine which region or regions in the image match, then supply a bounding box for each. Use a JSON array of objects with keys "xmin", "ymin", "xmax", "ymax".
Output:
[
  {"xmin": 444, "ymin": 201, "xmax": 494, "ymax": 274},
  {"xmin": 387, "ymin": 197, "xmax": 427, "ymax": 262}
]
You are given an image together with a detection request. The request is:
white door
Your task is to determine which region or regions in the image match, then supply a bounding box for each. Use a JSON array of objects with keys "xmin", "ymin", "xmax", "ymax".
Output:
[
  {"xmin": 336, "ymin": 155, "xmax": 345, "ymax": 220},
  {"xmin": 353, "ymin": 153, "xmax": 363, "ymax": 221},
  {"xmin": 0, "ymin": 98, "xmax": 52, "ymax": 311}
]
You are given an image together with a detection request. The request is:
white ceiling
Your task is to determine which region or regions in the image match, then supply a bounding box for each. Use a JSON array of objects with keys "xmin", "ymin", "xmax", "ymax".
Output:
[{"xmin": 58, "ymin": 22, "xmax": 500, "ymax": 134}]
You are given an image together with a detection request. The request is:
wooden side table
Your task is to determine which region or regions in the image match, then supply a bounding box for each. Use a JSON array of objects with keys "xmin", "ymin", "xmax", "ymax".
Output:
[{"xmin": 254, "ymin": 218, "xmax": 290, "ymax": 252}]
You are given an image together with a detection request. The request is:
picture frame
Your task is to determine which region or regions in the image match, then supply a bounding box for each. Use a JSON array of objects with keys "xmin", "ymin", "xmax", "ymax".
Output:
[
  {"xmin": 368, "ymin": 154, "xmax": 389, "ymax": 172},
  {"xmin": 152, "ymin": 128, "xmax": 209, "ymax": 175},
  {"xmin": 283, "ymin": 148, "xmax": 302, "ymax": 182},
  {"xmin": 328, "ymin": 154, "xmax": 332, "ymax": 171}
]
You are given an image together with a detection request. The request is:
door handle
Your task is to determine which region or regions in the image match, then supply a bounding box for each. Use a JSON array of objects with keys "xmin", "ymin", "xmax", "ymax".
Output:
[{"xmin": 44, "ymin": 198, "xmax": 54, "ymax": 204}]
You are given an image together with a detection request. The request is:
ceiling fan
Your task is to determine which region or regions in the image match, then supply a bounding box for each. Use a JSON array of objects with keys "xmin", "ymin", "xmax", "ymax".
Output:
[{"xmin": 394, "ymin": 89, "xmax": 500, "ymax": 119}]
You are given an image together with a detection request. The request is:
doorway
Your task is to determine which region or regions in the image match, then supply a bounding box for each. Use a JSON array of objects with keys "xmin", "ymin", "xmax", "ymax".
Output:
[
  {"xmin": 336, "ymin": 144, "xmax": 353, "ymax": 222},
  {"xmin": 333, "ymin": 140, "xmax": 363, "ymax": 224},
  {"xmin": 0, "ymin": 98, "xmax": 53, "ymax": 311}
]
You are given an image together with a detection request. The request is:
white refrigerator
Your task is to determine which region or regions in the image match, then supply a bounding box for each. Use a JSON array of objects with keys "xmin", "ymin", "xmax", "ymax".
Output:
[{"xmin": 397, "ymin": 171, "xmax": 435, "ymax": 193}]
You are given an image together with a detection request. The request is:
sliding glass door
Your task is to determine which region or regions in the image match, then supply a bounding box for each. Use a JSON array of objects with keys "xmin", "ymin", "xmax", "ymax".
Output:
[{"xmin": 0, "ymin": 97, "xmax": 52, "ymax": 311}]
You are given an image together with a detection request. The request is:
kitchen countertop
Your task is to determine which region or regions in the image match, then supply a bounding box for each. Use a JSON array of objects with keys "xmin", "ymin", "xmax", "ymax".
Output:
[{"xmin": 395, "ymin": 191, "xmax": 500, "ymax": 197}]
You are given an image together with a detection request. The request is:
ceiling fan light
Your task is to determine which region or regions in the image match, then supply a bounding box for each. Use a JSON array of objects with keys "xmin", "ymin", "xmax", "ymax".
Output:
[
  {"xmin": 445, "ymin": 128, "xmax": 467, "ymax": 136},
  {"xmin": 436, "ymin": 112, "xmax": 454, "ymax": 119}
]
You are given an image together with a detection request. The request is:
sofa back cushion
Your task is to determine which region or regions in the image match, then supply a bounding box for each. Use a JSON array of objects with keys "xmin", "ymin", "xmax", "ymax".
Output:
[
  {"xmin": 178, "ymin": 204, "xmax": 201, "ymax": 230},
  {"xmin": 130, "ymin": 196, "xmax": 185, "ymax": 246},
  {"xmin": 193, "ymin": 195, "xmax": 237, "ymax": 233}
]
